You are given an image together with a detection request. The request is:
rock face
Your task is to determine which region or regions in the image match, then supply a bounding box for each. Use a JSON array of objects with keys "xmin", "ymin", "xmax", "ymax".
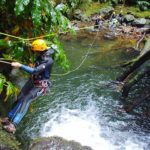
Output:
[
  {"xmin": 29, "ymin": 136, "xmax": 93, "ymax": 150},
  {"xmin": 0, "ymin": 120, "xmax": 20, "ymax": 150}
]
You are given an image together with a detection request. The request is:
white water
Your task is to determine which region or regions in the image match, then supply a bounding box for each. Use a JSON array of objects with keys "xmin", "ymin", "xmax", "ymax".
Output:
[{"xmin": 40, "ymin": 101, "xmax": 148, "ymax": 150}]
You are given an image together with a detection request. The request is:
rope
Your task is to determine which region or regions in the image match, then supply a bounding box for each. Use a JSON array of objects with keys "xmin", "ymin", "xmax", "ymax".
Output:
[
  {"xmin": 0, "ymin": 25, "xmax": 99, "ymax": 77},
  {"xmin": 51, "ymin": 31, "xmax": 99, "ymax": 76},
  {"xmin": 0, "ymin": 25, "xmax": 95, "ymax": 42},
  {"xmin": 0, "ymin": 60, "xmax": 12, "ymax": 65}
]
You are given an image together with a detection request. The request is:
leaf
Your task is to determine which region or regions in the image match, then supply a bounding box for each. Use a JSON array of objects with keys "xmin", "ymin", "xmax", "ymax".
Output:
[
  {"xmin": 31, "ymin": 0, "xmax": 42, "ymax": 26},
  {"xmin": 15, "ymin": 0, "xmax": 30, "ymax": 15},
  {"xmin": 4, "ymin": 81, "xmax": 19, "ymax": 102},
  {"xmin": 11, "ymin": 25, "xmax": 20, "ymax": 35},
  {"xmin": 0, "ymin": 78, "xmax": 4, "ymax": 94},
  {"xmin": 0, "ymin": 39, "xmax": 9, "ymax": 48},
  {"xmin": 55, "ymin": 3, "xmax": 68, "ymax": 13}
]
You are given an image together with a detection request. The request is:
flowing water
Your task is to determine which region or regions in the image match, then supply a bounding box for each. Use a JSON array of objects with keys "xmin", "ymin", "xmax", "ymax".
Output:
[{"xmin": 18, "ymin": 37, "xmax": 150, "ymax": 150}]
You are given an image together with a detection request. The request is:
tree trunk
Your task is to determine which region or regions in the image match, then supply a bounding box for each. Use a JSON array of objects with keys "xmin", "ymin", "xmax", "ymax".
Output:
[
  {"xmin": 121, "ymin": 65, "xmax": 150, "ymax": 98},
  {"xmin": 117, "ymin": 49, "xmax": 150, "ymax": 81},
  {"xmin": 124, "ymin": 91, "xmax": 150, "ymax": 113}
]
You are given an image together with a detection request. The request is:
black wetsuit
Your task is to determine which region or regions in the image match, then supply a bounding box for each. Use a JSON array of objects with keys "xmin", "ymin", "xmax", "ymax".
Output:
[{"xmin": 8, "ymin": 48, "xmax": 54, "ymax": 126}]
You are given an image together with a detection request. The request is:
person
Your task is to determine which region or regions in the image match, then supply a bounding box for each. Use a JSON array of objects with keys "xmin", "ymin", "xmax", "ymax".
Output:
[
  {"xmin": 94, "ymin": 15, "xmax": 104, "ymax": 30},
  {"xmin": 116, "ymin": 10, "xmax": 123, "ymax": 25},
  {"xmin": 1, "ymin": 39, "xmax": 54, "ymax": 134},
  {"xmin": 109, "ymin": 11, "xmax": 119, "ymax": 30}
]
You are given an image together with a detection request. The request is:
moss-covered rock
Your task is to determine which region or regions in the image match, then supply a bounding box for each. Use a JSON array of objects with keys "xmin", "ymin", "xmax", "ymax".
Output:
[
  {"xmin": 29, "ymin": 136, "xmax": 93, "ymax": 150},
  {"xmin": 0, "ymin": 119, "xmax": 20, "ymax": 150}
]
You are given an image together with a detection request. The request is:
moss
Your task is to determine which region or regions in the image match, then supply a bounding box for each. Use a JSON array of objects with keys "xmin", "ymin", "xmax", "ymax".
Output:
[
  {"xmin": 29, "ymin": 136, "xmax": 93, "ymax": 150},
  {"xmin": 80, "ymin": 2, "xmax": 150, "ymax": 18},
  {"xmin": 0, "ymin": 120, "xmax": 21, "ymax": 150},
  {"xmin": 80, "ymin": 2, "xmax": 110, "ymax": 17}
]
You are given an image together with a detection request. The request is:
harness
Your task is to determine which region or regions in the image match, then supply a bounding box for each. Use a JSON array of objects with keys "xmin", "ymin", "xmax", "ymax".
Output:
[{"xmin": 34, "ymin": 80, "xmax": 51, "ymax": 94}]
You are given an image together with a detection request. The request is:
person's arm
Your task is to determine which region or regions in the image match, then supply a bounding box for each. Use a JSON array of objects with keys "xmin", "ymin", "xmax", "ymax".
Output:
[{"xmin": 11, "ymin": 58, "xmax": 53, "ymax": 74}]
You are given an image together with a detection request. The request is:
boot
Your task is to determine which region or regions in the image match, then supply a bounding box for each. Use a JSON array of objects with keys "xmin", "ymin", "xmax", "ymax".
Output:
[{"xmin": 3, "ymin": 123, "xmax": 16, "ymax": 134}]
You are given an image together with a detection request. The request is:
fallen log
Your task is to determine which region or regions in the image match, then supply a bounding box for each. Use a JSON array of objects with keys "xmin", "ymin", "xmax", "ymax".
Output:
[
  {"xmin": 124, "ymin": 92, "xmax": 150, "ymax": 113},
  {"xmin": 116, "ymin": 49, "xmax": 150, "ymax": 81},
  {"xmin": 121, "ymin": 65, "xmax": 150, "ymax": 98}
]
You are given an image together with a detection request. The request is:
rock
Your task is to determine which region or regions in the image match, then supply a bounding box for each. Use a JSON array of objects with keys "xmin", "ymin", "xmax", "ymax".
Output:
[
  {"xmin": 146, "ymin": 19, "xmax": 150, "ymax": 25},
  {"xmin": 124, "ymin": 14, "xmax": 135, "ymax": 23},
  {"xmin": 141, "ymin": 37, "xmax": 150, "ymax": 55},
  {"xmin": 132, "ymin": 18, "xmax": 147, "ymax": 27},
  {"xmin": 0, "ymin": 120, "xmax": 20, "ymax": 150},
  {"xmin": 28, "ymin": 136, "xmax": 93, "ymax": 150},
  {"xmin": 99, "ymin": 6, "xmax": 114, "ymax": 17},
  {"xmin": 74, "ymin": 9, "xmax": 90, "ymax": 22},
  {"xmin": 103, "ymin": 32, "xmax": 117, "ymax": 40}
]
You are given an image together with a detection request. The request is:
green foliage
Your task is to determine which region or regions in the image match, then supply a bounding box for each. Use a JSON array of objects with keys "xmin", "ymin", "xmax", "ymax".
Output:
[
  {"xmin": 0, "ymin": 0, "xmax": 73, "ymax": 71},
  {"xmin": 0, "ymin": 74, "xmax": 19, "ymax": 102},
  {"xmin": 137, "ymin": 0, "xmax": 150, "ymax": 11},
  {"xmin": 15, "ymin": 0, "xmax": 30, "ymax": 15},
  {"xmin": 52, "ymin": 38, "xmax": 70, "ymax": 70}
]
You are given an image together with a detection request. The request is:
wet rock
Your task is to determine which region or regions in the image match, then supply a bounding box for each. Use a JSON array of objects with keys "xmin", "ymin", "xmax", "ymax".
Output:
[
  {"xmin": 74, "ymin": 9, "xmax": 90, "ymax": 22},
  {"xmin": 146, "ymin": 19, "xmax": 150, "ymax": 25},
  {"xmin": 141, "ymin": 37, "xmax": 150, "ymax": 54},
  {"xmin": 124, "ymin": 14, "xmax": 135, "ymax": 23},
  {"xmin": 29, "ymin": 136, "xmax": 93, "ymax": 150},
  {"xmin": 0, "ymin": 120, "xmax": 20, "ymax": 150},
  {"xmin": 99, "ymin": 6, "xmax": 114, "ymax": 18},
  {"xmin": 103, "ymin": 32, "xmax": 117, "ymax": 40},
  {"xmin": 132, "ymin": 18, "xmax": 147, "ymax": 27}
]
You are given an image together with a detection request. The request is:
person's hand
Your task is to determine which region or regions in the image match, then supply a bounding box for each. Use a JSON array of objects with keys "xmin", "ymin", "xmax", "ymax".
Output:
[{"xmin": 11, "ymin": 62, "xmax": 22, "ymax": 68}]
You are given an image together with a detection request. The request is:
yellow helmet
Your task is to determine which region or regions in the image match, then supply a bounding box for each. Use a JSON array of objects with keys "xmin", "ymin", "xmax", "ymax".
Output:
[
  {"xmin": 31, "ymin": 39, "xmax": 49, "ymax": 51},
  {"xmin": 99, "ymin": 15, "xmax": 102, "ymax": 19}
]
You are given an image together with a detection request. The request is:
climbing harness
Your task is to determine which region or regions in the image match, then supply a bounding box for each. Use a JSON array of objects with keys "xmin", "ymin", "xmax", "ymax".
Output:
[{"xmin": 34, "ymin": 79, "xmax": 51, "ymax": 94}]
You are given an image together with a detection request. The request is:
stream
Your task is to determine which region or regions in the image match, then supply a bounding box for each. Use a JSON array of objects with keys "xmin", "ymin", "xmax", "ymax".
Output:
[{"xmin": 18, "ymin": 36, "xmax": 150, "ymax": 150}]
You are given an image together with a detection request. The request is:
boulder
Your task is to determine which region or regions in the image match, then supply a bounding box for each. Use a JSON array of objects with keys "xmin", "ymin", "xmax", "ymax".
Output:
[
  {"xmin": 99, "ymin": 6, "xmax": 114, "ymax": 18},
  {"xmin": 74, "ymin": 10, "xmax": 90, "ymax": 22},
  {"xmin": 29, "ymin": 136, "xmax": 93, "ymax": 150},
  {"xmin": 0, "ymin": 120, "xmax": 20, "ymax": 150},
  {"xmin": 124, "ymin": 14, "xmax": 135, "ymax": 23},
  {"xmin": 146, "ymin": 19, "xmax": 150, "ymax": 25},
  {"xmin": 132, "ymin": 18, "xmax": 147, "ymax": 27}
]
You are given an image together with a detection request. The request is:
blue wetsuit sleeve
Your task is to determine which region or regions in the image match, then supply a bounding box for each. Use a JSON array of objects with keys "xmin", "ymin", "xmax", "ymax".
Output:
[
  {"xmin": 20, "ymin": 65, "xmax": 35, "ymax": 73},
  {"xmin": 20, "ymin": 58, "xmax": 53, "ymax": 74}
]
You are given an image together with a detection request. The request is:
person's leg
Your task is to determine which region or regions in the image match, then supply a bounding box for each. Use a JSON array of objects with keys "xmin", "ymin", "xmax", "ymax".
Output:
[
  {"xmin": 11, "ymin": 87, "xmax": 45, "ymax": 126},
  {"xmin": 8, "ymin": 79, "xmax": 33, "ymax": 120},
  {"xmin": 3, "ymin": 87, "xmax": 45, "ymax": 133}
]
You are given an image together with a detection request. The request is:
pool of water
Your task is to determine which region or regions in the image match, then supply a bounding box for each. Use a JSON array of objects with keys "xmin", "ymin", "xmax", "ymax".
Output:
[{"xmin": 18, "ymin": 36, "xmax": 150, "ymax": 150}]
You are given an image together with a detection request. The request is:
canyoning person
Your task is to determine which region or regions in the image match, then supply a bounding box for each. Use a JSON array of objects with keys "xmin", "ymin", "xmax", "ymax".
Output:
[
  {"xmin": 109, "ymin": 11, "xmax": 119, "ymax": 30},
  {"xmin": 94, "ymin": 15, "xmax": 104, "ymax": 30},
  {"xmin": 116, "ymin": 10, "xmax": 124, "ymax": 25},
  {"xmin": 1, "ymin": 39, "xmax": 54, "ymax": 134}
]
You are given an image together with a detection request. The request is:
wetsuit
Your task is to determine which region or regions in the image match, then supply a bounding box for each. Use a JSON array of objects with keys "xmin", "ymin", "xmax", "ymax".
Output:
[
  {"xmin": 8, "ymin": 48, "xmax": 54, "ymax": 126},
  {"xmin": 94, "ymin": 17, "xmax": 104, "ymax": 30}
]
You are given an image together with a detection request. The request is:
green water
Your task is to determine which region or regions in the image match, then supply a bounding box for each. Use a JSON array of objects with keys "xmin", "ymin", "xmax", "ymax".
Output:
[{"xmin": 18, "ymin": 37, "xmax": 150, "ymax": 150}]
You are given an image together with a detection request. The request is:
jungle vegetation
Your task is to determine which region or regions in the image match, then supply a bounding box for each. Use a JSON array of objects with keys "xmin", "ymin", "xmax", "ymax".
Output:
[{"xmin": 0, "ymin": 0, "xmax": 149, "ymax": 103}]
